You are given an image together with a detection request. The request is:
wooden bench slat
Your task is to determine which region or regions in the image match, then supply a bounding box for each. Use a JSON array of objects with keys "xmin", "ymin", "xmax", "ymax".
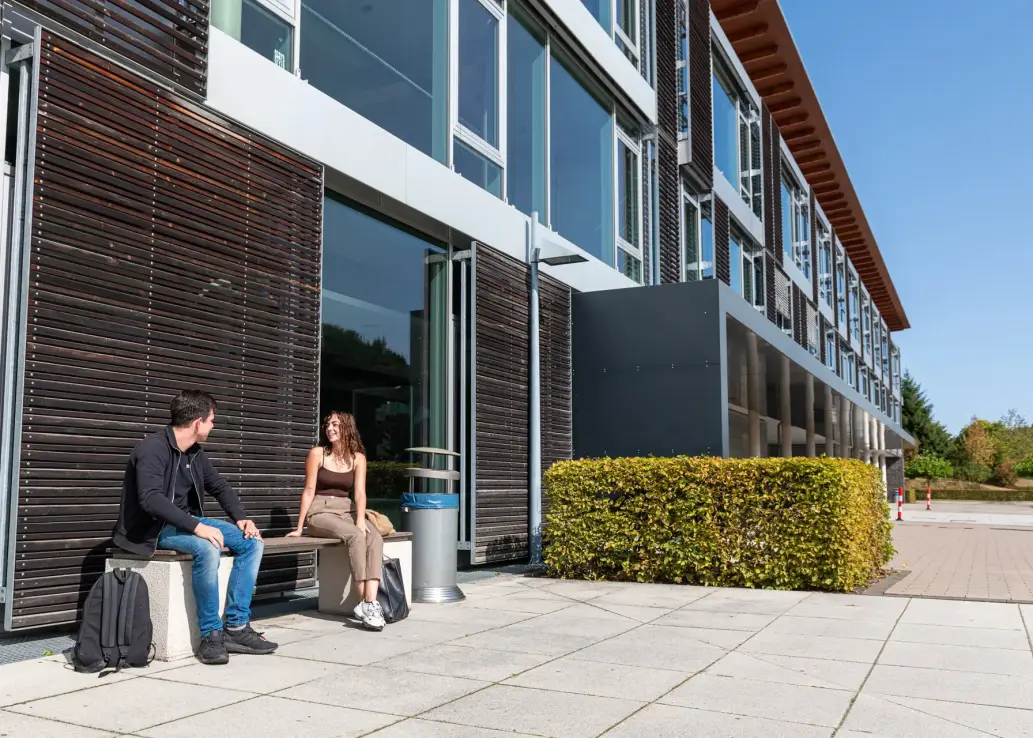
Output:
[{"xmin": 107, "ymin": 532, "xmax": 413, "ymax": 561}]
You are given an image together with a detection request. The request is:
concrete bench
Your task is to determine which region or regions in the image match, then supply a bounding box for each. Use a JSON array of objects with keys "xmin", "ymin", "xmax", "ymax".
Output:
[{"xmin": 107, "ymin": 533, "xmax": 413, "ymax": 661}]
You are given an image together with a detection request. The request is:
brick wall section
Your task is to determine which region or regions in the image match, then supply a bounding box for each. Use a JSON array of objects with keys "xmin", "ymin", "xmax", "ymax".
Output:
[
  {"xmin": 686, "ymin": 0, "xmax": 713, "ymax": 189},
  {"xmin": 656, "ymin": 0, "xmax": 681, "ymax": 283},
  {"xmin": 714, "ymin": 197, "xmax": 730, "ymax": 285}
]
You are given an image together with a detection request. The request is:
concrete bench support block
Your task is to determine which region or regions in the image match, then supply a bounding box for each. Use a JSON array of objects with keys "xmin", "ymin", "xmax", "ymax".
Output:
[
  {"xmin": 317, "ymin": 540, "xmax": 412, "ymax": 615},
  {"xmin": 106, "ymin": 557, "xmax": 232, "ymax": 662}
]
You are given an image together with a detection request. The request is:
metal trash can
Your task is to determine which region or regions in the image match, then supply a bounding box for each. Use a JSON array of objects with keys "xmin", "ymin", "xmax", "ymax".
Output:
[{"xmin": 401, "ymin": 492, "xmax": 464, "ymax": 603}]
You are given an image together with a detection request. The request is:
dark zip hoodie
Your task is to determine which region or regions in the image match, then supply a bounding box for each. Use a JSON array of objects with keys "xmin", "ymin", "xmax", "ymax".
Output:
[{"xmin": 112, "ymin": 426, "xmax": 249, "ymax": 556}]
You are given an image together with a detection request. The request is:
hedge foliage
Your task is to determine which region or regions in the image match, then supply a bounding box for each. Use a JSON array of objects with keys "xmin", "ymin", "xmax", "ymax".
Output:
[
  {"xmin": 1016, "ymin": 457, "xmax": 1033, "ymax": 479},
  {"xmin": 543, "ymin": 457, "xmax": 892, "ymax": 592},
  {"xmin": 914, "ymin": 488, "xmax": 1033, "ymax": 502},
  {"xmin": 905, "ymin": 454, "xmax": 953, "ymax": 480}
]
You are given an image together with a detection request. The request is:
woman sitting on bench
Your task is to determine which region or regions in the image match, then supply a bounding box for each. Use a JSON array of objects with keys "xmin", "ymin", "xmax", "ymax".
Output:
[{"xmin": 287, "ymin": 411, "xmax": 386, "ymax": 631}]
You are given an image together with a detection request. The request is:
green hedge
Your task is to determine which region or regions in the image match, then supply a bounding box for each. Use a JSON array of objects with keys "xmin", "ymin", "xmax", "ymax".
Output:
[
  {"xmin": 544, "ymin": 457, "xmax": 892, "ymax": 592},
  {"xmin": 919, "ymin": 489, "xmax": 1033, "ymax": 502}
]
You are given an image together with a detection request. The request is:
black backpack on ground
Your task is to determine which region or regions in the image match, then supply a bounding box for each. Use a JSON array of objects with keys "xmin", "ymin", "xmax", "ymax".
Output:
[
  {"xmin": 377, "ymin": 555, "xmax": 410, "ymax": 624},
  {"xmin": 73, "ymin": 568, "xmax": 154, "ymax": 674}
]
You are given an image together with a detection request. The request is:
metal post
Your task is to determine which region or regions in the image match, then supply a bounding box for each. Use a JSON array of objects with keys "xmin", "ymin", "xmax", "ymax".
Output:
[
  {"xmin": 746, "ymin": 331, "xmax": 761, "ymax": 457},
  {"xmin": 528, "ymin": 213, "xmax": 542, "ymax": 567}
]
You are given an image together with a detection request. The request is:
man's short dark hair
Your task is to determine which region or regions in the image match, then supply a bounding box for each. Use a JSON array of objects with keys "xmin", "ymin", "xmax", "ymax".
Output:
[{"xmin": 170, "ymin": 390, "xmax": 217, "ymax": 428}]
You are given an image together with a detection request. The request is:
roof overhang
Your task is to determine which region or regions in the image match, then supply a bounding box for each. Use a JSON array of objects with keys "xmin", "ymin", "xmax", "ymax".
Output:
[{"xmin": 712, "ymin": 0, "xmax": 910, "ymax": 331}]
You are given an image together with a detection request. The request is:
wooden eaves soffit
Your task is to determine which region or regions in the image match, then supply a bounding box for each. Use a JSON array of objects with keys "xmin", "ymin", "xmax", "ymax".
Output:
[{"xmin": 712, "ymin": 0, "xmax": 910, "ymax": 331}]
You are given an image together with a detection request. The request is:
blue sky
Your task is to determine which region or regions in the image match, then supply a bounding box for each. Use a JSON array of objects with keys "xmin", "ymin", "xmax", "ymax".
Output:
[{"xmin": 778, "ymin": 0, "xmax": 1033, "ymax": 433}]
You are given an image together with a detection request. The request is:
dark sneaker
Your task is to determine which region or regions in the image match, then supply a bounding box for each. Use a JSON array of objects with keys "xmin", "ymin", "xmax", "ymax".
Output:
[
  {"xmin": 198, "ymin": 630, "xmax": 229, "ymax": 665},
  {"xmin": 223, "ymin": 624, "xmax": 278, "ymax": 655}
]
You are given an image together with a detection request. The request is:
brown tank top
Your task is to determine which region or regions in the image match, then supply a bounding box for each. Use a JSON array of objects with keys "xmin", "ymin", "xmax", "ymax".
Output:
[{"xmin": 315, "ymin": 454, "xmax": 354, "ymax": 497}]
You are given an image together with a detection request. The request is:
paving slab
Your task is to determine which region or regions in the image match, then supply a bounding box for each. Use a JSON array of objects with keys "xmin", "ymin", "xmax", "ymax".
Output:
[
  {"xmin": 705, "ymin": 651, "xmax": 872, "ymax": 692},
  {"xmin": 600, "ymin": 704, "xmax": 834, "ymax": 738},
  {"xmin": 739, "ymin": 630, "xmax": 884, "ymax": 663},
  {"xmin": 683, "ymin": 589, "xmax": 810, "ymax": 615},
  {"xmin": 0, "ymin": 710, "xmax": 118, "ymax": 737},
  {"xmin": 447, "ymin": 622, "xmax": 601, "ymax": 657},
  {"xmin": 274, "ymin": 630, "xmax": 425, "ymax": 665},
  {"xmin": 570, "ymin": 624, "xmax": 726, "ymax": 672},
  {"xmin": 0, "ymin": 658, "xmax": 136, "ymax": 708},
  {"xmin": 659, "ymin": 673, "xmax": 854, "ymax": 728},
  {"xmin": 144, "ymin": 653, "xmax": 352, "ymax": 693},
  {"xmin": 378, "ymin": 643, "xmax": 554, "ymax": 682},
  {"xmin": 899, "ymin": 597, "xmax": 1025, "ymax": 630},
  {"xmin": 890, "ymin": 621, "xmax": 1032, "ymax": 650},
  {"xmin": 587, "ymin": 584, "xmax": 713, "ymax": 610},
  {"xmin": 423, "ymin": 684, "xmax": 643, "ymax": 738},
  {"xmin": 650, "ymin": 609, "xmax": 777, "ymax": 632},
  {"xmin": 503, "ymin": 655, "xmax": 687, "ymax": 701},
  {"xmin": 273, "ymin": 665, "xmax": 487, "ymax": 716},
  {"xmin": 369, "ymin": 719, "xmax": 541, "ymax": 737},
  {"xmin": 784, "ymin": 592, "xmax": 908, "ymax": 621},
  {"xmin": 877, "ymin": 640, "xmax": 1033, "ymax": 677},
  {"xmin": 840, "ymin": 694, "xmax": 989, "ymax": 738},
  {"xmin": 864, "ymin": 664, "xmax": 1033, "ymax": 710},
  {"xmin": 136, "ymin": 695, "xmax": 399, "ymax": 738},
  {"xmin": 6, "ymin": 678, "xmax": 252, "ymax": 734},
  {"xmin": 763, "ymin": 614, "xmax": 897, "ymax": 640}
]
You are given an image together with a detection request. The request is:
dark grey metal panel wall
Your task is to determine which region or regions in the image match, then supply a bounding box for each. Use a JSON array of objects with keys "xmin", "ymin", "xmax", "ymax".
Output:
[
  {"xmin": 15, "ymin": 0, "xmax": 210, "ymax": 96},
  {"xmin": 572, "ymin": 280, "xmax": 725, "ymax": 458},
  {"xmin": 9, "ymin": 32, "xmax": 321, "ymax": 629}
]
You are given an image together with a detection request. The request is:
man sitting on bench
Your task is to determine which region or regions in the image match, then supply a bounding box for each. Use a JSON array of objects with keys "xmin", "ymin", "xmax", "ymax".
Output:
[{"xmin": 112, "ymin": 390, "xmax": 278, "ymax": 665}]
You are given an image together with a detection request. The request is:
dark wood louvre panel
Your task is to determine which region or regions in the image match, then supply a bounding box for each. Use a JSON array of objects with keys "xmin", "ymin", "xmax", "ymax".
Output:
[
  {"xmin": 765, "ymin": 252, "xmax": 776, "ymax": 324},
  {"xmin": 686, "ymin": 0, "xmax": 713, "ymax": 189},
  {"xmin": 472, "ymin": 247, "xmax": 572, "ymax": 564},
  {"xmin": 17, "ymin": 0, "xmax": 210, "ymax": 97},
  {"xmin": 474, "ymin": 247, "xmax": 529, "ymax": 564},
  {"xmin": 762, "ymin": 107, "xmax": 775, "ymax": 255},
  {"xmin": 10, "ymin": 32, "xmax": 321, "ymax": 630},
  {"xmin": 655, "ymin": 0, "xmax": 680, "ymax": 284},
  {"xmin": 714, "ymin": 197, "xmax": 730, "ymax": 285},
  {"xmin": 539, "ymin": 274, "xmax": 572, "ymax": 519},
  {"xmin": 819, "ymin": 315, "xmax": 828, "ymax": 364},
  {"xmin": 792, "ymin": 284, "xmax": 805, "ymax": 348}
]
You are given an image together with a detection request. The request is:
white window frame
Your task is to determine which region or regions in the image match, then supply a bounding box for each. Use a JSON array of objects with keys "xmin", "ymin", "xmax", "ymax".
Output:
[
  {"xmin": 613, "ymin": 0, "xmax": 641, "ymax": 67},
  {"xmin": 615, "ymin": 125, "xmax": 643, "ymax": 282},
  {"xmin": 676, "ymin": 0, "xmax": 688, "ymax": 139},
  {"xmin": 450, "ymin": 0, "xmax": 507, "ymax": 196},
  {"xmin": 816, "ymin": 219, "xmax": 833, "ymax": 312},
  {"xmin": 681, "ymin": 186, "xmax": 701, "ymax": 281},
  {"xmin": 781, "ymin": 166, "xmax": 810, "ymax": 283},
  {"xmin": 860, "ymin": 287, "xmax": 872, "ymax": 364},
  {"xmin": 847, "ymin": 264, "xmax": 860, "ymax": 347},
  {"xmin": 215, "ymin": 0, "xmax": 299, "ymax": 71},
  {"xmin": 809, "ymin": 310, "xmax": 819, "ymax": 358},
  {"xmin": 713, "ymin": 52, "xmax": 762, "ymax": 220},
  {"xmin": 824, "ymin": 329, "xmax": 836, "ymax": 373}
]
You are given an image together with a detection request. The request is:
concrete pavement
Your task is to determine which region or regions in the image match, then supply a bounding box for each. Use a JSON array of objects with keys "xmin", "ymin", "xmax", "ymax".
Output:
[{"xmin": 5, "ymin": 575, "xmax": 1033, "ymax": 737}]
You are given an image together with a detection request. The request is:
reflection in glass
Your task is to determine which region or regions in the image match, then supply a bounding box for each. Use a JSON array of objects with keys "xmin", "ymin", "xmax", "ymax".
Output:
[
  {"xmin": 700, "ymin": 200, "xmax": 714, "ymax": 279},
  {"xmin": 713, "ymin": 72, "xmax": 738, "ymax": 186},
  {"xmin": 729, "ymin": 234, "xmax": 742, "ymax": 295},
  {"xmin": 453, "ymin": 137, "xmax": 502, "ymax": 197},
  {"xmin": 580, "ymin": 0, "xmax": 611, "ymax": 32},
  {"xmin": 618, "ymin": 138, "xmax": 639, "ymax": 247},
  {"xmin": 616, "ymin": 0, "xmax": 637, "ymax": 44},
  {"xmin": 617, "ymin": 249, "xmax": 642, "ymax": 283},
  {"xmin": 459, "ymin": 0, "xmax": 499, "ymax": 146},
  {"xmin": 683, "ymin": 199, "xmax": 699, "ymax": 281},
  {"xmin": 781, "ymin": 179, "xmax": 794, "ymax": 265},
  {"xmin": 320, "ymin": 193, "xmax": 449, "ymax": 480},
  {"xmin": 550, "ymin": 55, "xmax": 613, "ymax": 265},
  {"xmin": 300, "ymin": 0, "xmax": 449, "ymax": 163},
  {"xmin": 507, "ymin": 10, "xmax": 547, "ymax": 218},
  {"xmin": 212, "ymin": 0, "xmax": 293, "ymax": 70}
]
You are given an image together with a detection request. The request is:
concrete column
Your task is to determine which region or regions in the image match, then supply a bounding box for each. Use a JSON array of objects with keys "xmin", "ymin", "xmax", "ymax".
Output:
[
  {"xmin": 805, "ymin": 374, "xmax": 816, "ymax": 457},
  {"xmin": 746, "ymin": 331, "xmax": 762, "ymax": 458},
  {"xmin": 780, "ymin": 356, "xmax": 792, "ymax": 457},
  {"xmin": 839, "ymin": 398, "xmax": 851, "ymax": 459},
  {"xmin": 879, "ymin": 422, "xmax": 888, "ymax": 488},
  {"xmin": 862, "ymin": 409, "xmax": 871, "ymax": 464},
  {"xmin": 823, "ymin": 384, "xmax": 834, "ymax": 457},
  {"xmin": 870, "ymin": 415, "xmax": 879, "ymax": 467}
]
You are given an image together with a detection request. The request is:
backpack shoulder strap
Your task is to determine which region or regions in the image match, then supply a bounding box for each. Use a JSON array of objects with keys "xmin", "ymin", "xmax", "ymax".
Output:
[
  {"xmin": 100, "ymin": 572, "xmax": 120, "ymax": 657},
  {"xmin": 114, "ymin": 570, "xmax": 139, "ymax": 672}
]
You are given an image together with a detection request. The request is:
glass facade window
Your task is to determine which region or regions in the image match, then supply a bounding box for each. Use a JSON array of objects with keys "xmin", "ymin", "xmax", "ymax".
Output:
[
  {"xmin": 825, "ymin": 330, "xmax": 836, "ymax": 372},
  {"xmin": 507, "ymin": 11, "xmax": 547, "ymax": 219},
  {"xmin": 617, "ymin": 133, "xmax": 640, "ymax": 251},
  {"xmin": 458, "ymin": 0, "xmax": 500, "ymax": 147},
  {"xmin": 861, "ymin": 289, "xmax": 872, "ymax": 359},
  {"xmin": 700, "ymin": 199, "xmax": 715, "ymax": 279},
  {"xmin": 713, "ymin": 69, "xmax": 738, "ymax": 188},
  {"xmin": 683, "ymin": 197, "xmax": 699, "ymax": 281},
  {"xmin": 848, "ymin": 270, "xmax": 860, "ymax": 343},
  {"xmin": 550, "ymin": 55, "xmax": 614, "ymax": 266},
  {"xmin": 836, "ymin": 247, "xmax": 847, "ymax": 331},
  {"xmin": 817, "ymin": 223, "xmax": 833, "ymax": 309},
  {"xmin": 453, "ymin": 137, "xmax": 502, "ymax": 197},
  {"xmin": 320, "ymin": 193, "xmax": 449, "ymax": 484},
  {"xmin": 729, "ymin": 232, "xmax": 742, "ymax": 296},
  {"xmin": 213, "ymin": 0, "xmax": 293, "ymax": 71},
  {"xmin": 580, "ymin": 0, "xmax": 612, "ymax": 32},
  {"xmin": 617, "ymin": 249, "xmax": 642, "ymax": 283},
  {"xmin": 300, "ymin": 0, "xmax": 449, "ymax": 163},
  {"xmin": 781, "ymin": 172, "xmax": 809, "ymax": 280},
  {"xmin": 780, "ymin": 178, "xmax": 794, "ymax": 266}
]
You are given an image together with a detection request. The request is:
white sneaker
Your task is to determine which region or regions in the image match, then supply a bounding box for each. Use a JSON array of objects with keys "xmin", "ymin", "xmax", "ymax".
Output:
[
  {"xmin": 360, "ymin": 601, "xmax": 386, "ymax": 631},
  {"xmin": 352, "ymin": 601, "xmax": 365, "ymax": 622}
]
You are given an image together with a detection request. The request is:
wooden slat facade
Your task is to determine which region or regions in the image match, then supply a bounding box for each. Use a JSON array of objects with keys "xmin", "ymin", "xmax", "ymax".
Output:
[
  {"xmin": 685, "ymin": 0, "xmax": 713, "ymax": 190},
  {"xmin": 472, "ymin": 246, "xmax": 571, "ymax": 565},
  {"xmin": 13, "ymin": 0, "xmax": 210, "ymax": 97},
  {"xmin": 9, "ymin": 31, "xmax": 321, "ymax": 630}
]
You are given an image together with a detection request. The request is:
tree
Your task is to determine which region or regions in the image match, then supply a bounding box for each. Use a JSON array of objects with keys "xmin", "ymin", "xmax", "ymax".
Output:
[
  {"xmin": 901, "ymin": 371, "xmax": 951, "ymax": 457},
  {"xmin": 1000, "ymin": 409, "xmax": 1028, "ymax": 431}
]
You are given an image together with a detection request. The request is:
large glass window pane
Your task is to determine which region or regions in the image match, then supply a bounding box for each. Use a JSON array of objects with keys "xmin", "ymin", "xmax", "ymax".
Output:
[
  {"xmin": 453, "ymin": 137, "xmax": 502, "ymax": 197},
  {"xmin": 729, "ymin": 234, "xmax": 742, "ymax": 295},
  {"xmin": 617, "ymin": 0, "xmax": 637, "ymax": 44},
  {"xmin": 213, "ymin": 0, "xmax": 293, "ymax": 70},
  {"xmin": 507, "ymin": 11, "xmax": 547, "ymax": 219},
  {"xmin": 618, "ymin": 138, "xmax": 639, "ymax": 248},
  {"xmin": 713, "ymin": 71, "xmax": 738, "ymax": 186},
  {"xmin": 459, "ymin": 0, "xmax": 499, "ymax": 147},
  {"xmin": 617, "ymin": 249, "xmax": 642, "ymax": 283},
  {"xmin": 320, "ymin": 194, "xmax": 449, "ymax": 493},
  {"xmin": 701, "ymin": 200, "xmax": 714, "ymax": 279},
  {"xmin": 550, "ymin": 55, "xmax": 614, "ymax": 265},
  {"xmin": 780, "ymin": 178, "xmax": 794, "ymax": 265},
  {"xmin": 580, "ymin": 0, "xmax": 611, "ymax": 32},
  {"xmin": 300, "ymin": 0, "xmax": 449, "ymax": 163}
]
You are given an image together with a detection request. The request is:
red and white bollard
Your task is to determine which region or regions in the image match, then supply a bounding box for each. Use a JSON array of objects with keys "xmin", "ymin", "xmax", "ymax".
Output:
[
  {"xmin": 897, "ymin": 488, "xmax": 904, "ymax": 521},
  {"xmin": 926, "ymin": 487, "xmax": 932, "ymax": 511}
]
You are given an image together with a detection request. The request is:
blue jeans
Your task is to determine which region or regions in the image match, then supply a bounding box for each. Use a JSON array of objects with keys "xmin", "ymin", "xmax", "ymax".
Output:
[{"xmin": 157, "ymin": 517, "xmax": 263, "ymax": 636}]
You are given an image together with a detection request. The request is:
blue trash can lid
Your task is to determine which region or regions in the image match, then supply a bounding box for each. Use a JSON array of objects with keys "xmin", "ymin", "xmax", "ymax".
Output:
[{"xmin": 401, "ymin": 493, "xmax": 460, "ymax": 509}]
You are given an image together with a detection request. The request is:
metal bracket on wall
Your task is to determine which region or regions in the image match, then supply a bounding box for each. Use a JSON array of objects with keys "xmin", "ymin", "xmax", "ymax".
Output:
[
  {"xmin": 452, "ymin": 249, "xmax": 473, "ymax": 262},
  {"xmin": 4, "ymin": 43, "xmax": 33, "ymax": 65}
]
